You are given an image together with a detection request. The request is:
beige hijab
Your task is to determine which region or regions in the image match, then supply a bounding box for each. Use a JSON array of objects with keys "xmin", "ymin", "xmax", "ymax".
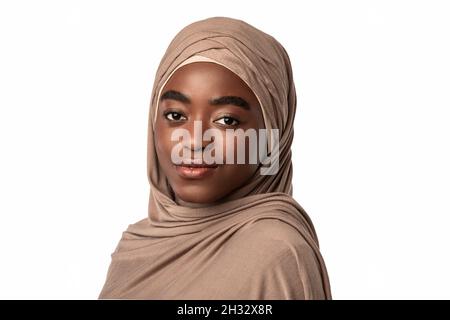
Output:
[{"xmin": 98, "ymin": 16, "xmax": 332, "ymax": 299}]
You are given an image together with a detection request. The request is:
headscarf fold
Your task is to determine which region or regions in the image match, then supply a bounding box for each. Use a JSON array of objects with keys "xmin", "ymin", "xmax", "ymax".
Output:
[{"xmin": 99, "ymin": 16, "xmax": 332, "ymax": 299}]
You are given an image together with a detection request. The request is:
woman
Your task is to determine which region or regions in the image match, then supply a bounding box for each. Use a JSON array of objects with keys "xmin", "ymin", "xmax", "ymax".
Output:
[{"xmin": 98, "ymin": 16, "xmax": 332, "ymax": 299}]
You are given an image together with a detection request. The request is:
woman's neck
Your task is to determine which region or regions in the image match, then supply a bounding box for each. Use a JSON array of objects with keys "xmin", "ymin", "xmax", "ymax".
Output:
[{"xmin": 174, "ymin": 195, "xmax": 222, "ymax": 208}]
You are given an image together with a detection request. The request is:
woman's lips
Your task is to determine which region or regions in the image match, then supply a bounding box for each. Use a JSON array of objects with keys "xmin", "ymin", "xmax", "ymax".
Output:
[{"xmin": 174, "ymin": 163, "xmax": 219, "ymax": 179}]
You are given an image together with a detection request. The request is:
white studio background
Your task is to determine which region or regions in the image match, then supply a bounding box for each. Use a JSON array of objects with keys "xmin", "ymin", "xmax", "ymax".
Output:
[{"xmin": 0, "ymin": 0, "xmax": 449, "ymax": 299}]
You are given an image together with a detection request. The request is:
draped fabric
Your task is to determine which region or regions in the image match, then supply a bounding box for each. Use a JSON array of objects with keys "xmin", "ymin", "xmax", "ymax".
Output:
[{"xmin": 98, "ymin": 16, "xmax": 332, "ymax": 300}]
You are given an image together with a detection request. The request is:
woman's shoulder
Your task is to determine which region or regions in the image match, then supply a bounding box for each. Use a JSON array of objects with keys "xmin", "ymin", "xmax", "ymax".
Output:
[
  {"xmin": 224, "ymin": 218, "xmax": 314, "ymax": 265},
  {"xmin": 229, "ymin": 219, "xmax": 327, "ymax": 300},
  {"xmin": 239, "ymin": 218, "xmax": 306, "ymax": 247}
]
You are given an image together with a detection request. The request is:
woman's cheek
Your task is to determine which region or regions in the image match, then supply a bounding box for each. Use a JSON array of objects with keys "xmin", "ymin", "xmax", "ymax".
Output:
[
  {"xmin": 219, "ymin": 134, "xmax": 232, "ymax": 164},
  {"xmin": 155, "ymin": 126, "xmax": 173, "ymax": 164}
]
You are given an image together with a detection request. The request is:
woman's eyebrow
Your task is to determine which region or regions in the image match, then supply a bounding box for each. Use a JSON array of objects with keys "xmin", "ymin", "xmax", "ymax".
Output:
[
  {"xmin": 160, "ymin": 90, "xmax": 190, "ymax": 104},
  {"xmin": 160, "ymin": 90, "xmax": 250, "ymax": 110}
]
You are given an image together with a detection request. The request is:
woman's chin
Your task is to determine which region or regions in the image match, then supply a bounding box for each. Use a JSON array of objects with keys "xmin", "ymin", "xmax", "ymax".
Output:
[{"xmin": 172, "ymin": 185, "xmax": 224, "ymax": 205}]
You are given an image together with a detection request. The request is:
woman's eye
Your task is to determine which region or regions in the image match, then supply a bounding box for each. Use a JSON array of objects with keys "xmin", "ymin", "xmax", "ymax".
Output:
[
  {"xmin": 164, "ymin": 112, "xmax": 186, "ymax": 121},
  {"xmin": 214, "ymin": 116, "xmax": 240, "ymax": 126}
]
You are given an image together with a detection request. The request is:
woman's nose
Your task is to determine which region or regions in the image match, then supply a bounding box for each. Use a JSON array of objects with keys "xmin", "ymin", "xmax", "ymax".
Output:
[{"xmin": 183, "ymin": 119, "xmax": 213, "ymax": 152}]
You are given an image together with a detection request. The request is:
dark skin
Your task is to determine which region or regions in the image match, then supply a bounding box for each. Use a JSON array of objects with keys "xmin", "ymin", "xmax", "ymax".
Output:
[{"xmin": 154, "ymin": 62, "xmax": 265, "ymax": 204}]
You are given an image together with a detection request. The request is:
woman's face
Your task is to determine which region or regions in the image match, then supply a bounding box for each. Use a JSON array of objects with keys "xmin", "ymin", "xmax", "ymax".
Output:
[{"xmin": 154, "ymin": 62, "xmax": 265, "ymax": 204}]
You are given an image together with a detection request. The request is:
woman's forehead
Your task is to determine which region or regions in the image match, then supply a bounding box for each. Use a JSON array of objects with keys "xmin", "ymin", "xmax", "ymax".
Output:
[{"xmin": 162, "ymin": 62, "xmax": 258, "ymax": 102}]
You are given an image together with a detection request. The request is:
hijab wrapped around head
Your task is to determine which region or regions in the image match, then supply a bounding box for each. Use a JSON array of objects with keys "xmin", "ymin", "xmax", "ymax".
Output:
[{"xmin": 99, "ymin": 16, "xmax": 332, "ymax": 299}]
